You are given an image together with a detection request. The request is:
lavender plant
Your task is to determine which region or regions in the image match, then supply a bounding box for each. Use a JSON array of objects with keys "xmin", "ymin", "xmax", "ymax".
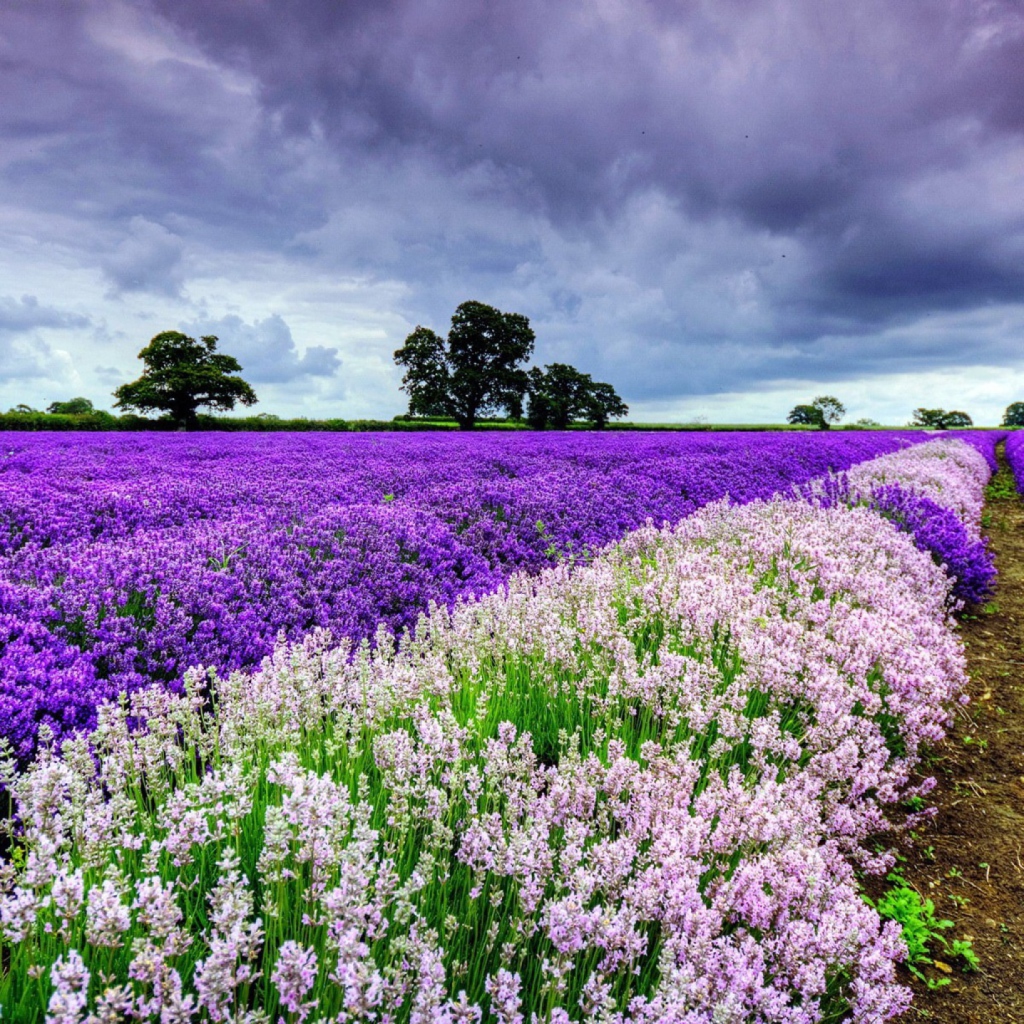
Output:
[
  {"xmin": 1004, "ymin": 429, "xmax": 1024, "ymax": 493},
  {"xmin": 800, "ymin": 440, "xmax": 997, "ymax": 607},
  {"xmin": 868, "ymin": 484, "xmax": 995, "ymax": 606}
]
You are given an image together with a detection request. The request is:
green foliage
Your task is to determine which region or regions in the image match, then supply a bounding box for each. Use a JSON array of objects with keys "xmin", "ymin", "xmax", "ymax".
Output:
[
  {"xmin": 393, "ymin": 301, "xmax": 535, "ymax": 429},
  {"xmin": 0, "ymin": 410, "xmax": 119, "ymax": 431},
  {"xmin": 113, "ymin": 331, "xmax": 258, "ymax": 429},
  {"xmin": 525, "ymin": 363, "xmax": 629, "ymax": 429},
  {"xmin": 788, "ymin": 397, "xmax": 848, "ymax": 430},
  {"xmin": 949, "ymin": 938, "xmax": 980, "ymax": 972},
  {"xmin": 985, "ymin": 467, "xmax": 1018, "ymax": 500},
  {"xmin": 866, "ymin": 884, "xmax": 978, "ymax": 985},
  {"xmin": 46, "ymin": 397, "xmax": 95, "ymax": 415},
  {"xmin": 1002, "ymin": 401, "xmax": 1024, "ymax": 427},
  {"xmin": 910, "ymin": 408, "xmax": 973, "ymax": 429},
  {"xmin": 867, "ymin": 885, "xmax": 953, "ymax": 985},
  {"xmin": 787, "ymin": 404, "xmax": 827, "ymax": 429},
  {"xmin": 812, "ymin": 395, "xmax": 846, "ymax": 426}
]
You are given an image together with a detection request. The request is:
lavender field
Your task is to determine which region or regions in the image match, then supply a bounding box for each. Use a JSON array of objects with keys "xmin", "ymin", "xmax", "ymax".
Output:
[
  {"xmin": 0, "ymin": 430, "xmax": 1006, "ymax": 1022},
  {"xmin": 1, "ymin": 430, "xmax": 990, "ymax": 762}
]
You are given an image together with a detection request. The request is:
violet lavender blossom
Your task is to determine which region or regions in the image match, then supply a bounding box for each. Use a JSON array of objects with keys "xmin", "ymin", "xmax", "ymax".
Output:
[{"xmin": 869, "ymin": 483, "xmax": 995, "ymax": 606}]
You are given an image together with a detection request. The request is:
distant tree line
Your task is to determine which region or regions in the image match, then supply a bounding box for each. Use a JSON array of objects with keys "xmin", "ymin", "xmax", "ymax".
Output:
[
  {"xmin": 783, "ymin": 397, "xmax": 1024, "ymax": 430},
  {"xmin": 10, "ymin": 314, "xmax": 1024, "ymax": 431},
  {"xmin": 5, "ymin": 309, "xmax": 629, "ymax": 432},
  {"xmin": 909, "ymin": 408, "xmax": 973, "ymax": 429}
]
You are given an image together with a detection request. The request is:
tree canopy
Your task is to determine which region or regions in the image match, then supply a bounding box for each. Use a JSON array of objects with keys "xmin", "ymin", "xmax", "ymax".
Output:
[
  {"xmin": 113, "ymin": 331, "xmax": 258, "ymax": 429},
  {"xmin": 787, "ymin": 395, "xmax": 845, "ymax": 430},
  {"xmin": 910, "ymin": 408, "xmax": 973, "ymax": 429},
  {"xmin": 46, "ymin": 397, "xmax": 95, "ymax": 415},
  {"xmin": 786, "ymin": 404, "xmax": 826, "ymax": 429},
  {"xmin": 394, "ymin": 301, "xmax": 535, "ymax": 429},
  {"xmin": 1002, "ymin": 402, "xmax": 1024, "ymax": 427},
  {"xmin": 526, "ymin": 363, "xmax": 629, "ymax": 429}
]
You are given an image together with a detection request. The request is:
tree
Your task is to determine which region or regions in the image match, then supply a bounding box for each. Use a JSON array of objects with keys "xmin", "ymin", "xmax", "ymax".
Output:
[
  {"xmin": 47, "ymin": 397, "xmax": 95, "ymax": 415},
  {"xmin": 910, "ymin": 408, "xmax": 973, "ymax": 429},
  {"xmin": 394, "ymin": 301, "xmax": 535, "ymax": 429},
  {"xmin": 113, "ymin": 331, "xmax": 257, "ymax": 428},
  {"xmin": 943, "ymin": 410, "xmax": 973, "ymax": 428},
  {"xmin": 526, "ymin": 363, "xmax": 628, "ymax": 429},
  {"xmin": 811, "ymin": 395, "xmax": 845, "ymax": 428},
  {"xmin": 786, "ymin": 395, "xmax": 845, "ymax": 430},
  {"xmin": 1002, "ymin": 402, "xmax": 1024, "ymax": 427},
  {"xmin": 585, "ymin": 381, "xmax": 630, "ymax": 429},
  {"xmin": 786, "ymin": 404, "xmax": 826, "ymax": 429}
]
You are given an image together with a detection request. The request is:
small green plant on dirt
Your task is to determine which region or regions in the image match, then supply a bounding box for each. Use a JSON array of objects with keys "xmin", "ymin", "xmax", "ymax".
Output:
[
  {"xmin": 949, "ymin": 939, "xmax": 980, "ymax": 972},
  {"xmin": 864, "ymin": 884, "xmax": 958, "ymax": 987},
  {"xmin": 984, "ymin": 469, "xmax": 1019, "ymax": 501}
]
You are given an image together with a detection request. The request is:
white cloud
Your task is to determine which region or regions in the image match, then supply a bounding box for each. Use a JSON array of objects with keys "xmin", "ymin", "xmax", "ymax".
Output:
[
  {"xmin": 101, "ymin": 217, "xmax": 186, "ymax": 297},
  {"xmin": 179, "ymin": 313, "xmax": 341, "ymax": 383}
]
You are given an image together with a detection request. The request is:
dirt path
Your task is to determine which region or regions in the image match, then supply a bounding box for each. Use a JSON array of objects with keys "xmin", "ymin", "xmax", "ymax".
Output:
[{"xmin": 897, "ymin": 449, "xmax": 1024, "ymax": 1022}]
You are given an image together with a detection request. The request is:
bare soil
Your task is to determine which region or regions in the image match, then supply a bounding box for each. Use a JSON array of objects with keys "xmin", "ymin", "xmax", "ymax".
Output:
[{"xmin": 895, "ymin": 449, "xmax": 1024, "ymax": 1022}]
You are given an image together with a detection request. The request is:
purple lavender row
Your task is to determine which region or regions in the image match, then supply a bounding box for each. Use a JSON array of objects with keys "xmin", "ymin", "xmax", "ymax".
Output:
[
  {"xmin": 804, "ymin": 436, "xmax": 999, "ymax": 606},
  {"xmin": 0, "ymin": 430, "xmax": 1001, "ymax": 760},
  {"xmin": 1004, "ymin": 430, "xmax": 1024, "ymax": 492}
]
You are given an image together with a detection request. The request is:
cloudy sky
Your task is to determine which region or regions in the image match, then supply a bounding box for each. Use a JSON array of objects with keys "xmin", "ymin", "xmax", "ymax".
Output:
[{"xmin": 2, "ymin": 0, "xmax": 1023, "ymax": 424}]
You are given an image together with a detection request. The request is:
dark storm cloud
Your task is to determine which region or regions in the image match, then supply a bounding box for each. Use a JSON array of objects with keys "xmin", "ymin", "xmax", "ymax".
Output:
[
  {"xmin": 3, "ymin": 0, "xmax": 1024, "ymax": 402},
  {"xmin": 151, "ymin": 0, "xmax": 1024, "ymax": 311},
  {"xmin": 0, "ymin": 0, "xmax": 326, "ymax": 256},
  {"xmin": 180, "ymin": 314, "xmax": 342, "ymax": 383}
]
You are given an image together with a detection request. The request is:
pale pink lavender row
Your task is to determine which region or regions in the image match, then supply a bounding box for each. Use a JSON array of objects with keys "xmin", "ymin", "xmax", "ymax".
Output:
[
  {"xmin": 805, "ymin": 438, "xmax": 998, "ymax": 606},
  {"xmin": 0, "ymin": 430, "xmax": 1000, "ymax": 760}
]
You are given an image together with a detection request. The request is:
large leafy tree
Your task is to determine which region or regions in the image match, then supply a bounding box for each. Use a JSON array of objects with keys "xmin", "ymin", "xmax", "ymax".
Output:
[
  {"xmin": 786, "ymin": 404, "xmax": 825, "ymax": 429},
  {"xmin": 526, "ymin": 363, "xmax": 628, "ymax": 429},
  {"xmin": 586, "ymin": 381, "xmax": 630, "ymax": 428},
  {"xmin": 1002, "ymin": 402, "xmax": 1024, "ymax": 427},
  {"xmin": 786, "ymin": 395, "xmax": 845, "ymax": 430},
  {"xmin": 113, "ymin": 331, "xmax": 257, "ymax": 428},
  {"xmin": 811, "ymin": 395, "xmax": 846, "ymax": 427},
  {"xmin": 394, "ymin": 301, "xmax": 535, "ymax": 429},
  {"xmin": 910, "ymin": 407, "xmax": 973, "ymax": 429}
]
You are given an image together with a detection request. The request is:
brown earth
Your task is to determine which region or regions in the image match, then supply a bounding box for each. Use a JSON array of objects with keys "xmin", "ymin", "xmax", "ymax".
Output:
[{"xmin": 893, "ymin": 449, "xmax": 1024, "ymax": 1022}]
